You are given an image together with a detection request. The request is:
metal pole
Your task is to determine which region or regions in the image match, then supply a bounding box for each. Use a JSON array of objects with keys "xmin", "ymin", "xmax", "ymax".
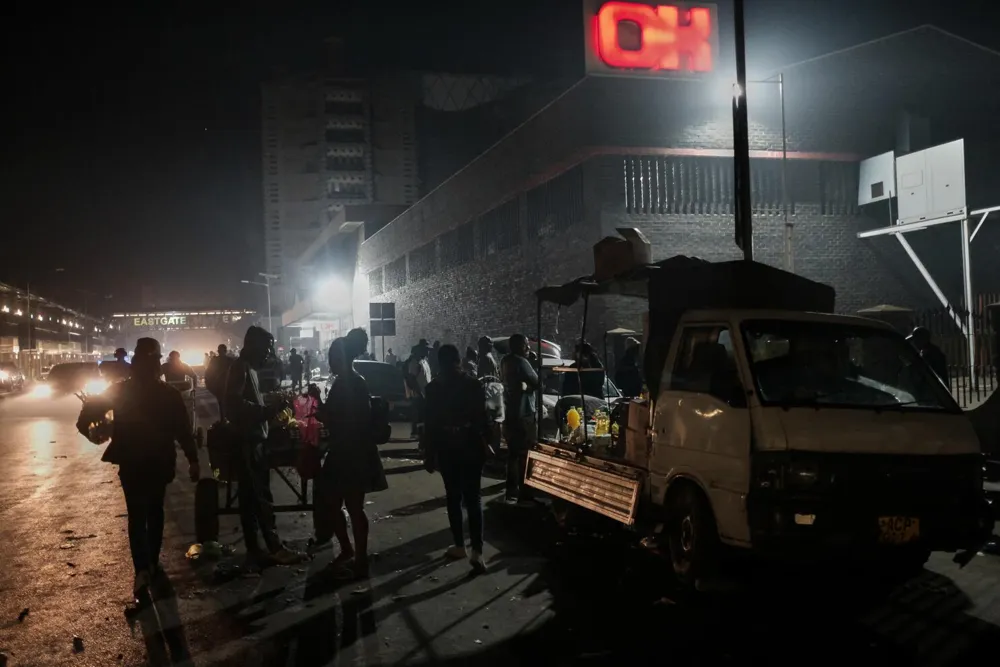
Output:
[
  {"xmin": 732, "ymin": 0, "xmax": 753, "ymax": 261},
  {"xmin": 779, "ymin": 72, "xmax": 792, "ymax": 272},
  {"xmin": 960, "ymin": 217, "xmax": 975, "ymax": 380},
  {"xmin": 266, "ymin": 277, "xmax": 273, "ymax": 335}
]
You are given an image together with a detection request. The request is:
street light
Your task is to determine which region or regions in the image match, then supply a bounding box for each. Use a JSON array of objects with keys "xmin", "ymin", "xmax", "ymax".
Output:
[{"xmin": 242, "ymin": 272, "xmax": 278, "ymax": 334}]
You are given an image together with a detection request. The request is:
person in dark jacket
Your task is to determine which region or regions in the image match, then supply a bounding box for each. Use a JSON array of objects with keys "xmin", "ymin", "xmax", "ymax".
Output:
[
  {"xmin": 100, "ymin": 347, "xmax": 131, "ymax": 383},
  {"xmin": 288, "ymin": 348, "xmax": 304, "ymax": 390},
  {"xmin": 614, "ymin": 337, "xmax": 644, "ymax": 398},
  {"xmin": 500, "ymin": 333, "xmax": 540, "ymax": 504},
  {"xmin": 77, "ymin": 338, "xmax": 200, "ymax": 596},
  {"xmin": 476, "ymin": 336, "xmax": 499, "ymax": 380},
  {"xmin": 205, "ymin": 344, "xmax": 232, "ymax": 418},
  {"xmin": 162, "ymin": 350, "xmax": 198, "ymax": 387},
  {"xmin": 225, "ymin": 326, "xmax": 305, "ymax": 566},
  {"xmin": 907, "ymin": 326, "xmax": 949, "ymax": 386},
  {"xmin": 424, "ymin": 344, "xmax": 491, "ymax": 573}
]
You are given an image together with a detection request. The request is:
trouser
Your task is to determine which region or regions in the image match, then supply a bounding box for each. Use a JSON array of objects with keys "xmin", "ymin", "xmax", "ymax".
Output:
[
  {"xmin": 411, "ymin": 397, "xmax": 425, "ymax": 438},
  {"xmin": 210, "ymin": 390, "xmax": 225, "ymax": 422},
  {"xmin": 438, "ymin": 452, "xmax": 485, "ymax": 552},
  {"xmin": 292, "ymin": 373, "xmax": 302, "ymax": 389},
  {"xmin": 236, "ymin": 442, "xmax": 281, "ymax": 553},
  {"xmin": 119, "ymin": 472, "xmax": 168, "ymax": 575},
  {"xmin": 503, "ymin": 416, "xmax": 536, "ymax": 500}
]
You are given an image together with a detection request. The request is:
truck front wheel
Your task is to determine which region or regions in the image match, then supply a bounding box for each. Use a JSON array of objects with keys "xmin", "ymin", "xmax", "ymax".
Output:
[{"xmin": 665, "ymin": 483, "xmax": 720, "ymax": 589}]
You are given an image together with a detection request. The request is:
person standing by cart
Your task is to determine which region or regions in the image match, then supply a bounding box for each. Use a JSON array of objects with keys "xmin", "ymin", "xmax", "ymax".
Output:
[
  {"xmin": 205, "ymin": 344, "xmax": 232, "ymax": 420},
  {"xmin": 288, "ymin": 348, "xmax": 304, "ymax": 390},
  {"xmin": 423, "ymin": 344, "xmax": 491, "ymax": 573},
  {"xmin": 100, "ymin": 347, "xmax": 131, "ymax": 383},
  {"xmin": 76, "ymin": 338, "xmax": 200, "ymax": 596},
  {"xmin": 500, "ymin": 333, "xmax": 540, "ymax": 505},
  {"xmin": 318, "ymin": 335, "xmax": 388, "ymax": 581},
  {"xmin": 225, "ymin": 326, "xmax": 306, "ymax": 566},
  {"xmin": 162, "ymin": 350, "xmax": 198, "ymax": 388}
]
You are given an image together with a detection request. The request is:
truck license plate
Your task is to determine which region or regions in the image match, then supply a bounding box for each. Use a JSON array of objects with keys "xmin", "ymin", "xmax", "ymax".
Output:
[{"xmin": 878, "ymin": 516, "xmax": 920, "ymax": 544}]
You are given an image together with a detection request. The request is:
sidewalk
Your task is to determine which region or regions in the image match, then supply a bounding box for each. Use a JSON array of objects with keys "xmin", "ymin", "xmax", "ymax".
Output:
[{"xmin": 155, "ymin": 419, "xmax": 559, "ymax": 666}]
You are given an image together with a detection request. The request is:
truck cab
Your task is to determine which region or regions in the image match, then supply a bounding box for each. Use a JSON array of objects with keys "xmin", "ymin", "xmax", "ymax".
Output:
[{"xmin": 524, "ymin": 255, "xmax": 994, "ymax": 588}]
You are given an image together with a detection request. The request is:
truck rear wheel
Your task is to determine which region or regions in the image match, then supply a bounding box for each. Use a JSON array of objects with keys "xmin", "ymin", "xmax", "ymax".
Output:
[{"xmin": 665, "ymin": 483, "xmax": 720, "ymax": 589}]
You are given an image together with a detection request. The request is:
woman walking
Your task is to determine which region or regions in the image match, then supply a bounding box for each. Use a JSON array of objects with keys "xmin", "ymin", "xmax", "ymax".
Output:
[{"xmin": 318, "ymin": 336, "xmax": 388, "ymax": 581}]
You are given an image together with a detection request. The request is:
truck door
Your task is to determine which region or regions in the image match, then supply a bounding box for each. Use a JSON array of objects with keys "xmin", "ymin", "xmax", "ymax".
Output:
[{"xmin": 650, "ymin": 323, "xmax": 753, "ymax": 545}]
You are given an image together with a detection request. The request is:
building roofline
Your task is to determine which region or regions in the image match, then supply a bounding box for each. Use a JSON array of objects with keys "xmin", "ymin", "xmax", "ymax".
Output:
[
  {"xmin": 765, "ymin": 24, "xmax": 1000, "ymax": 78},
  {"xmin": 364, "ymin": 77, "xmax": 588, "ymax": 245}
]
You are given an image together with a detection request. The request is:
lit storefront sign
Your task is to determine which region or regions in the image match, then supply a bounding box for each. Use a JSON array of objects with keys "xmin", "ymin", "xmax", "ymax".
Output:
[{"xmin": 584, "ymin": 1, "xmax": 718, "ymax": 75}]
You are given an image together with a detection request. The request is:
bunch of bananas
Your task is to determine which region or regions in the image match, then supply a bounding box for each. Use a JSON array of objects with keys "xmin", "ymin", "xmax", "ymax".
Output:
[{"xmin": 276, "ymin": 407, "xmax": 299, "ymax": 428}]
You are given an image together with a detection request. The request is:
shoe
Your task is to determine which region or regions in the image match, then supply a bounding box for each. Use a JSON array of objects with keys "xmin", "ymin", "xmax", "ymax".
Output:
[
  {"xmin": 445, "ymin": 545, "xmax": 468, "ymax": 560},
  {"xmin": 504, "ymin": 495, "xmax": 518, "ymax": 506},
  {"xmin": 469, "ymin": 550, "xmax": 486, "ymax": 574},
  {"xmin": 133, "ymin": 570, "xmax": 151, "ymax": 596},
  {"xmin": 269, "ymin": 547, "xmax": 309, "ymax": 566}
]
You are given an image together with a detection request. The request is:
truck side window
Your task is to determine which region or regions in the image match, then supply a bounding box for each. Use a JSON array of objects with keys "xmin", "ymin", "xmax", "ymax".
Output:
[{"xmin": 669, "ymin": 326, "xmax": 740, "ymax": 399}]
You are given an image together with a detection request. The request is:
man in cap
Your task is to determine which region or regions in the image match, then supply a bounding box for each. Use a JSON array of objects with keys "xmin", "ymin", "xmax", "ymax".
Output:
[
  {"xmin": 77, "ymin": 338, "xmax": 200, "ymax": 596},
  {"xmin": 476, "ymin": 336, "xmax": 499, "ymax": 380},
  {"xmin": 225, "ymin": 326, "xmax": 306, "ymax": 565},
  {"xmin": 100, "ymin": 347, "xmax": 131, "ymax": 383}
]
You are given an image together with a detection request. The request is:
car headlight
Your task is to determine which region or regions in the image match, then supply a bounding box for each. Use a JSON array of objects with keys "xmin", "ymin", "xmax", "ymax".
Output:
[
  {"xmin": 84, "ymin": 379, "xmax": 109, "ymax": 395},
  {"xmin": 0, "ymin": 370, "xmax": 8, "ymax": 381},
  {"xmin": 32, "ymin": 384, "xmax": 53, "ymax": 398}
]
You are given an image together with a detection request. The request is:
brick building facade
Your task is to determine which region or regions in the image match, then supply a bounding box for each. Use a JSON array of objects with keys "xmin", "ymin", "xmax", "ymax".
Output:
[{"xmin": 354, "ymin": 27, "xmax": 1000, "ymax": 355}]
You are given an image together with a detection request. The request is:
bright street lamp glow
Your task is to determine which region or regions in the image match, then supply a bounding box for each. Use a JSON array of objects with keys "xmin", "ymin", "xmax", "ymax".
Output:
[{"xmin": 316, "ymin": 276, "xmax": 351, "ymax": 309}]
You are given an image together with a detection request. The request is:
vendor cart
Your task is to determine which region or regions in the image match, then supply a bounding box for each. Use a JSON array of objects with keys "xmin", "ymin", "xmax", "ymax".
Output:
[
  {"xmin": 193, "ymin": 392, "xmax": 330, "ymax": 544},
  {"xmin": 167, "ymin": 379, "xmax": 205, "ymax": 448}
]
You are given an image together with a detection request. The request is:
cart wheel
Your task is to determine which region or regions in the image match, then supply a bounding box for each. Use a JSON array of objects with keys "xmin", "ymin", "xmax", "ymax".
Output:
[
  {"xmin": 194, "ymin": 478, "xmax": 220, "ymax": 544},
  {"xmin": 196, "ymin": 427, "xmax": 205, "ymax": 448}
]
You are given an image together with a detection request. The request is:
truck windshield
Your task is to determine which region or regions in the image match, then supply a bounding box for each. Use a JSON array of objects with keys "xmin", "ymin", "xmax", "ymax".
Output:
[{"xmin": 740, "ymin": 319, "xmax": 959, "ymax": 413}]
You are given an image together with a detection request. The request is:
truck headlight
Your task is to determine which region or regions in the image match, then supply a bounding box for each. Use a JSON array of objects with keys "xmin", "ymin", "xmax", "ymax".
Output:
[{"xmin": 84, "ymin": 379, "xmax": 109, "ymax": 395}]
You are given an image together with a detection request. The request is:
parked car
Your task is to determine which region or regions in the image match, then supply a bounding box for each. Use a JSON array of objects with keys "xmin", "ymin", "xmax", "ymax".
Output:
[
  {"xmin": 353, "ymin": 359, "xmax": 410, "ymax": 419},
  {"xmin": 45, "ymin": 362, "xmax": 104, "ymax": 396},
  {"xmin": 490, "ymin": 336, "xmax": 562, "ymax": 362},
  {"xmin": 0, "ymin": 362, "xmax": 25, "ymax": 393}
]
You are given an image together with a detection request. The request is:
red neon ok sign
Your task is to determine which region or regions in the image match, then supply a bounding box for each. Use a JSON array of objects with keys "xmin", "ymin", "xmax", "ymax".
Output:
[{"xmin": 595, "ymin": 2, "xmax": 714, "ymax": 73}]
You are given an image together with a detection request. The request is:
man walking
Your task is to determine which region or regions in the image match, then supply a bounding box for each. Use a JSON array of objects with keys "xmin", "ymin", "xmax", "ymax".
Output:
[
  {"xmin": 226, "ymin": 326, "xmax": 306, "ymax": 565},
  {"xmin": 476, "ymin": 336, "xmax": 499, "ymax": 380},
  {"xmin": 500, "ymin": 334, "xmax": 540, "ymax": 505},
  {"xmin": 77, "ymin": 338, "xmax": 200, "ymax": 596},
  {"xmin": 288, "ymin": 348, "xmax": 304, "ymax": 390},
  {"xmin": 205, "ymin": 344, "xmax": 232, "ymax": 420},
  {"xmin": 424, "ymin": 344, "xmax": 491, "ymax": 573}
]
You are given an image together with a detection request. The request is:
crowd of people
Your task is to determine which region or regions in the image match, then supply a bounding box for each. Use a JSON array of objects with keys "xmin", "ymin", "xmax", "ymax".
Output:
[{"xmin": 78, "ymin": 320, "xmax": 661, "ymax": 600}]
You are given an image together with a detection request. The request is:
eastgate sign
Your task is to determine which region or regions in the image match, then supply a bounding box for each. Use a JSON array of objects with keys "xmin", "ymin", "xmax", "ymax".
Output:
[
  {"xmin": 115, "ymin": 311, "xmax": 252, "ymax": 331},
  {"xmin": 134, "ymin": 315, "xmax": 188, "ymax": 327}
]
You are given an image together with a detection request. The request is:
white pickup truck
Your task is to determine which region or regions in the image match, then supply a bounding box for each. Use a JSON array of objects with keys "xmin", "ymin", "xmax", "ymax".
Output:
[{"xmin": 525, "ymin": 256, "xmax": 995, "ymax": 588}]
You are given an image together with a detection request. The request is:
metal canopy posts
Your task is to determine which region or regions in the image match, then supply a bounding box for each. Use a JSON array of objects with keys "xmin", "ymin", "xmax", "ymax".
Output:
[{"xmin": 857, "ymin": 205, "xmax": 1000, "ymax": 372}]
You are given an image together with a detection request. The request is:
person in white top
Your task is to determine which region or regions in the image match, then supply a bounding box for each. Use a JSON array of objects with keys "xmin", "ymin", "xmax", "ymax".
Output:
[{"xmin": 405, "ymin": 342, "xmax": 432, "ymax": 439}]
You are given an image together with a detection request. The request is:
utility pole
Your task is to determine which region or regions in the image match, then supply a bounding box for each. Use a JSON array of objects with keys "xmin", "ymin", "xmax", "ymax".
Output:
[{"xmin": 732, "ymin": 0, "xmax": 753, "ymax": 261}]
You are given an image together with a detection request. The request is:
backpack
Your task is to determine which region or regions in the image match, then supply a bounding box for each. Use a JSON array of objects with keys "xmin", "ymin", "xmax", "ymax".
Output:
[{"xmin": 369, "ymin": 396, "xmax": 392, "ymax": 445}]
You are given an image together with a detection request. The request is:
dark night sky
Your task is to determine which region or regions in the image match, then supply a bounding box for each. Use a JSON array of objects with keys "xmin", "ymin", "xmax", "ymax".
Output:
[{"xmin": 0, "ymin": 0, "xmax": 993, "ymax": 313}]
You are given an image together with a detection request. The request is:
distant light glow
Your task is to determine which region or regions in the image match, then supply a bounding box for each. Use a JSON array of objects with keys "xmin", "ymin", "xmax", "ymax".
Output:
[
  {"xmin": 315, "ymin": 276, "xmax": 351, "ymax": 310},
  {"xmin": 594, "ymin": 2, "xmax": 714, "ymax": 73},
  {"xmin": 84, "ymin": 379, "xmax": 109, "ymax": 395}
]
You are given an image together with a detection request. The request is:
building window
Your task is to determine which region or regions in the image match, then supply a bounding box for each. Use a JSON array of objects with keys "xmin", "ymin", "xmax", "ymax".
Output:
[
  {"xmin": 325, "ymin": 128, "xmax": 366, "ymax": 143},
  {"xmin": 368, "ymin": 267, "xmax": 384, "ymax": 297},
  {"xmin": 327, "ymin": 182, "xmax": 368, "ymax": 200},
  {"xmin": 325, "ymin": 155, "xmax": 365, "ymax": 171},
  {"xmin": 439, "ymin": 221, "xmax": 475, "ymax": 270},
  {"xmin": 526, "ymin": 166, "xmax": 583, "ymax": 237},
  {"xmin": 325, "ymin": 100, "xmax": 364, "ymax": 116},
  {"xmin": 409, "ymin": 241, "xmax": 437, "ymax": 283},
  {"xmin": 384, "ymin": 257, "xmax": 407, "ymax": 292},
  {"xmin": 476, "ymin": 198, "xmax": 520, "ymax": 257}
]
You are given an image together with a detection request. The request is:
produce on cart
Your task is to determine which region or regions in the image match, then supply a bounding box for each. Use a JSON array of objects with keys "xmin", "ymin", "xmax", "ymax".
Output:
[{"xmin": 194, "ymin": 387, "xmax": 330, "ymax": 544}]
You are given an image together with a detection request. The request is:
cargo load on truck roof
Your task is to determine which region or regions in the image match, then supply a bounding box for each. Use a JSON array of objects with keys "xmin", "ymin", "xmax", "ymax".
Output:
[{"xmin": 535, "ymin": 256, "xmax": 837, "ymax": 397}]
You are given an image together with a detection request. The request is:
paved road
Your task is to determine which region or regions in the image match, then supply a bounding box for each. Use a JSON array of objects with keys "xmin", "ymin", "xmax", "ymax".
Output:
[{"xmin": 1, "ymin": 389, "xmax": 1000, "ymax": 666}]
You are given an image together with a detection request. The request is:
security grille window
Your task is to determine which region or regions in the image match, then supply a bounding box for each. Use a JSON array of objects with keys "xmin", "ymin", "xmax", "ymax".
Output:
[
  {"xmin": 325, "ymin": 101, "xmax": 364, "ymax": 116},
  {"xmin": 526, "ymin": 166, "xmax": 583, "ymax": 237},
  {"xmin": 476, "ymin": 198, "xmax": 520, "ymax": 257},
  {"xmin": 325, "ymin": 128, "xmax": 366, "ymax": 143},
  {"xmin": 325, "ymin": 155, "xmax": 365, "ymax": 171},
  {"xmin": 409, "ymin": 241, "xmax": 437, "ymax": 283},
  {"xmin": 439, "ymin": 222, "xmax": 475, "ymax": 270},
  {"xmin": 819, "ymin": 161, "xmax": 860, "ymax": 216},
  {"xmin": 368, "ymin": 267, "xmax": 384, "ymax": 297},
  {"xmin": 384, "ymin": 256, "xmax": 407, "ymax": 292}
]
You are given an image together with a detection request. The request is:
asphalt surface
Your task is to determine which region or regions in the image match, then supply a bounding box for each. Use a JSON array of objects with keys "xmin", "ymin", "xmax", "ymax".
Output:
[{"xmin": 2, "ymin": 387, "xmax": 1000, "ymax": 666}]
